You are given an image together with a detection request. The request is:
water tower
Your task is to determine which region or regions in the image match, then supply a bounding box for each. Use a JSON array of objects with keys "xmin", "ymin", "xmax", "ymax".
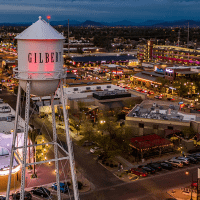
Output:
[{"xmin": 6, "ymin": 16, "xmax": 79, "ymax": 200}]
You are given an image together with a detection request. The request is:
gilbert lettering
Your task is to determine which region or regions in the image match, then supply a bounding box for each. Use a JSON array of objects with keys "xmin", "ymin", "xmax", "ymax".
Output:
[{"xmin": 28, "ymin": 52, "xmax": 61, "ymax": 63}]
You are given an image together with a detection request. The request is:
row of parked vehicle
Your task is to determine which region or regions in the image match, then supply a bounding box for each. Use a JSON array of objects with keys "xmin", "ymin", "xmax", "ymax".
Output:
[
  {"xmin": 130, "ymin": 153, "xmax": 200, "ymax": 177},
  {"xmin": 0, "ymin": 182, "xmax": 69, "ymax": 200}
]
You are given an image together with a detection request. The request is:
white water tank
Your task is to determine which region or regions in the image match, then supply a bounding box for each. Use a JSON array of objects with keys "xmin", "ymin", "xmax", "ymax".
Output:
[{"xmin": 14, "ymin": 16, "xmax": 65, "ymax": 96}]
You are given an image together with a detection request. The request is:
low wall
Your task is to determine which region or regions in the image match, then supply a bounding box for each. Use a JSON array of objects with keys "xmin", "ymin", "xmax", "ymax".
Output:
[{"xmin": 0, "ymin": 170, "xmax": 21, "ymax": 192}]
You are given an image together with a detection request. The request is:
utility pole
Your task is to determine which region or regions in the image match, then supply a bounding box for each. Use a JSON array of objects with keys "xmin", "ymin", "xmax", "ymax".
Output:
[
  {"xmin": 178, "ymin": 30, "xmax": 180, "ymax": 47},
  {"xmin": 187, "ymin": 22, "xmax": 189, "ymax": 48},
  {"xmin": 68, "ymin": 19, "xmax": 70, "ymax": 58}
]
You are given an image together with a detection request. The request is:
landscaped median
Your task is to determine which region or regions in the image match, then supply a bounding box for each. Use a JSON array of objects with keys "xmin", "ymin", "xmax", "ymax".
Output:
[{"xmin": 98, "ymin": 159, "xmax": 139, "ymax": 182}]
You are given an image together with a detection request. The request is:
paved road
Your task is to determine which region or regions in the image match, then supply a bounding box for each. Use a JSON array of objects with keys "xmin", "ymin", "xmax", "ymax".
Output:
[
  {"xmin": 73, "ymin": 143, "xmax": 123, "ymax": 188},
  {"xmin": 1, "ymin": 89, "xmax": 197, "ymax": 200},
  {"xmin": 78, "ymin": 165, "xmax": 198, "ymax": 200}
]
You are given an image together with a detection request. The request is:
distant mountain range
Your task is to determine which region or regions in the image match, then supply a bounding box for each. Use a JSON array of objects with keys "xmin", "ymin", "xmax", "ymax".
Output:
[{"xmin": 0, "ymin": 19, "xmax": 200, "ymax": 27}]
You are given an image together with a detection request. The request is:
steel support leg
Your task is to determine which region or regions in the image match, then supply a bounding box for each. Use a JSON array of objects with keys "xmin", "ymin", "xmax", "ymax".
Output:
[
  {"xmin": 20, "ymin": 81, "xmax": 31, "ymax": 200},
  {"xmin": 60, "ymin": 80, "xmax": 79, "ymax": 200},
  {"xmin": 51, "ymin": 94, "xmax": 61, "ymax": 200},
  {"xmin": 6, "ymin": 85, "xmax": 21, "ymax": 200}
]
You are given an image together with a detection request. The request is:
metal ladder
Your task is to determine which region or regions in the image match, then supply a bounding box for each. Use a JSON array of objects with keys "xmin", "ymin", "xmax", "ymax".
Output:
[
  {"xmin": 20, "ymin": 81, "xmax": 31, "ymax": 200},
  {"xmin": 51, "ymin": 94, "xmax": 61, "ymax": 199}
]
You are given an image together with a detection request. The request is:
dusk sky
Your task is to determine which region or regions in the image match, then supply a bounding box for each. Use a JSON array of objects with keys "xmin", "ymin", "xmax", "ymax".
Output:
[{"xmin": 0, "ymin": 0, "xmax": 199, "ymax": 23}]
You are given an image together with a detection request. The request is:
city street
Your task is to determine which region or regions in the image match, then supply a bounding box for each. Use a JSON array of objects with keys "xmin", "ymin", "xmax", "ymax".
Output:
[
  {"xmin": 1, "ymin": 89, "xmax": 198, "ymax": 200},
  {"xmin": 78, "ymin": 165, "xmax": 198, "ymax": 200}
]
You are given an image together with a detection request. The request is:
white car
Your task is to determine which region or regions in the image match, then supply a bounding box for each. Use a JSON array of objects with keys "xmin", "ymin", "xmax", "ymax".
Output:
[
  {"xmin": 167, "ymin": 159, "xmax": 183, "ymax": 168},
  {"xmin": 90, "ymin": 147, "xmax": 100, "ymax": 153},
  {"xmin": 174, "ymin": 157, "xmax": 190, "ymax": 165}
]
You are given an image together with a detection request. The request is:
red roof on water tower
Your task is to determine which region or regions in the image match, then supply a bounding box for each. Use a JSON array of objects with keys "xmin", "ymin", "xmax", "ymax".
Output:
[{"xmin": 15, "ymin": 16, "xmax": 65, "ymax": 40}]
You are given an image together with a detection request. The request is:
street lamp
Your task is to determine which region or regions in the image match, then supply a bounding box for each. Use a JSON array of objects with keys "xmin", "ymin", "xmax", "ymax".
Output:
[{"xmin": 185, "ymin": 170, "xmax": 193, "ymax": 200}]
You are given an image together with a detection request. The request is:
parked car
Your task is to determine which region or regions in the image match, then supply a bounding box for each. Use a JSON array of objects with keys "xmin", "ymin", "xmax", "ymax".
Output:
[
  {"xmin": 167, "ymin": 159, "xmax": 183, "ymax": 168},
  {"xmin": 52, "ymin": 182, "xmax": 69, "ymax": 193},
  {"xmin": 31, "ymin": 187, "xmax": 51, "ymax": 198},
  {"xmin": 130, "ymin": 168, "xmax": 148, "ymax": 177},
  {"xmin": 173, "ymin": 157, "xmax": 190, "ymax": 165},
  {"xmin": 148, "ymin": 91, "xmax": 154, "ymax": 95},
  {"xmin": 82, "ymin": 140, "xmax": 95, "ymax": 146},
  {"xmin": 0, "ymin": 196, "xmax": 6, "ymax": 200},
  {"xmin": 192, "ymin": 152, "xmax": 200, "ymax": 157},
  {"xmin": 186, "ymin": 156, "xmax": 198, "ymax": 164},
  {"xmin": 90, "ymin": 146, "xmax": 100, "ymax": 153},
  {"xmin": 191, "ymin": 181, "xmax": 197, "ymax": 188},
  {"xmin": 141, "ymin": 89, "xmax": 148, "ymax": 93},
  {"xmin": 136, "ymin": 88, "xmax": 142, "ymax": 91},
  {"xmin": 147, "ymin": 162, "xmax": 162, "ymax": 171},
  {"xmin": 12, "ymin": 191, "xmax": 32, "ymax": 200},
  {"xmin": 154, "ymin": 95, "xmax": 162, "ymax": 99},
  {"xmin": 187, "ymin": 154, "xmax": 200, "ymax": 161},
  {"xmin": 167, "ymin": 97, "xmax": 175, "ymax": 101},
  {"xmin": 138, "ymin": 165, "xmax": 156, "ymax": 174},
  {"xmin": 159, "ymin": 161, "xmax": 173, "ymax": 170},
  {"xmin": 185, "ymin": 156, "xmax": 198, "ymax": 164}
]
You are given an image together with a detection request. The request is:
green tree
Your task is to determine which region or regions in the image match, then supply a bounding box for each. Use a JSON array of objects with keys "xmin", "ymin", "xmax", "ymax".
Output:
[
  {"xmin": 81, "ymin": 119, "xmax": 95, "ymax": 141},
  {"xmin": 123, "ymin": 98, "xmax": 142, "ymax": 109},
  {"xmin": 182, "ymin": 127, "xmax": 196, "ymax": 139},
  {"xmin": 172, "ymin": 79, "xmax": 189, "ymax": 97},
  {"xmin": 115, "ymin": 126, "xmax": 133, "ymax": 154},
  {"xmin": 156, "ymin": 77, "xmax": 170, "ymax": 93}
]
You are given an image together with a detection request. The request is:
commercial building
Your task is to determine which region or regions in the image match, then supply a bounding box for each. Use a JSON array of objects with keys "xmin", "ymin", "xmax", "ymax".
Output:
[
  {"xmin": 71, "ymin": 55, "xmax": 138, "ymax": 66},
  {"xmin": 125, "ymin": 100, "xmax": 196, "ymax": 137},
  {"xmin": 0, "ymin": 101, "xmax": 26, "ymax": 190},
  {"xmin": 138, "ymin": 41, "xmax": 200, "ymax": 65}
]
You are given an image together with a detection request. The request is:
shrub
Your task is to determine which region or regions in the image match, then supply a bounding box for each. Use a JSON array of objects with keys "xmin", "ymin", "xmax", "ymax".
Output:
[
  {"xmin": 110, "ymin": 164, "xmax": 114, "ymax": 168},
  {"xmin": 31, "ymin": 173, "xmax": 37, "ymax": 178},
  {"xmin": 106, "ymin": 162, "xmax": 109, "ymax": 166},
  {"xmin": 114, "ymin": 164, "xmax": 117, "ymax": 167},
  {"xmin": 40, "ymin": 113, "xmax": 45, "ymax": 118}
]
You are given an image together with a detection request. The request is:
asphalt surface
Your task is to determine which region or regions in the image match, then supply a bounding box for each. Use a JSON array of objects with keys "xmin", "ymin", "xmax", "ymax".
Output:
[
  {"xmin": 78, "ymin": 164, "xmax": 198, "ymax": 200},
  {"xmin": 73, "ymin": 144, "xmax": 123, "ymax": 188}
]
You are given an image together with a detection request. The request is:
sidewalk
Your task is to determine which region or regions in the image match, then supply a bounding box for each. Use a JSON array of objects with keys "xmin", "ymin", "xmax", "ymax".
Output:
[
  {"xmin": 167, "ymin": 187, "xmax": 197, "ymax": 200},
  {"xmin": 116, "ymin": 152, "xmax": 182, "ymax": 170}
]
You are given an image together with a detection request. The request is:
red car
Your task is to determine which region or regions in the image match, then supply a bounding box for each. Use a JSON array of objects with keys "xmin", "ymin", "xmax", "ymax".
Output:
[
  {"xmin": 191, "ymin": 181, "xmax": 197, "ymax": 188},
  {"xmin": 130, "ymin": 168, "xmax": 148, "ymax": 177},
  {"xmin": 167, "ymin": 97, "xmax": 175, "ymax": 101},
  {"xmin": 148, "ymin": 91, "xmax": 154, "ymax": 95}
]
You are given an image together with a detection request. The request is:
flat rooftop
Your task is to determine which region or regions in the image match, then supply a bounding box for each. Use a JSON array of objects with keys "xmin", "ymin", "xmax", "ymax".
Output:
[
  {"xmin": 93, "ymin": 90, "xmax": 131, "ymax": 100},
  {"xmin": 71, "ymin": 55, "xmax": 137, "ymax": 62},
  {"xmin": 127, "ymin": 101, "xmax": 197, "ymax": 122}
]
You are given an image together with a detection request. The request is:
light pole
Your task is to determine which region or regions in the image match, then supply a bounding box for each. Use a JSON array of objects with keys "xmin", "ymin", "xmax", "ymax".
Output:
[{"xmin": 186, "ymin": 170, "xmax": 193, "ymax": 200}]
